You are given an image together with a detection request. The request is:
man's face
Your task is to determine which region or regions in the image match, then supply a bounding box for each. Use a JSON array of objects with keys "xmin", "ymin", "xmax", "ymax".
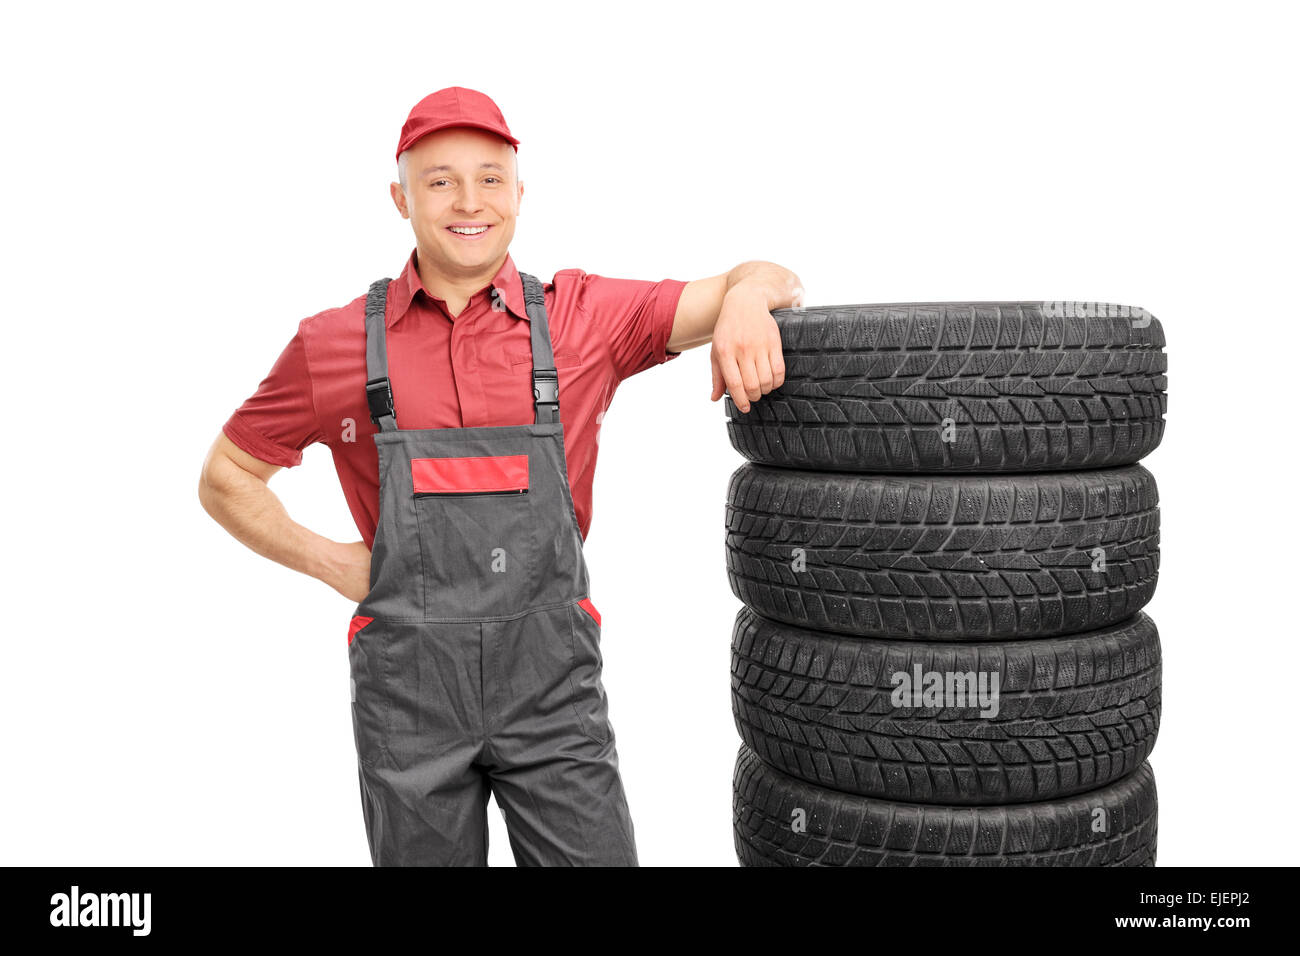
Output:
[{"xmin": 391, "ymin": 127, "xmax": 522, "ymax": 277}]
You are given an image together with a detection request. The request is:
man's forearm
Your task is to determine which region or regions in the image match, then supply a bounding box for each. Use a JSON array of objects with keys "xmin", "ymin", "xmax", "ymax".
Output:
[
  {"xmin": 723, "ymin": 260, "xmax": 803, "ymax": 312},
  {"xmin": 198, "ymin": 456, "xmax": 349, "ymax": 589}
]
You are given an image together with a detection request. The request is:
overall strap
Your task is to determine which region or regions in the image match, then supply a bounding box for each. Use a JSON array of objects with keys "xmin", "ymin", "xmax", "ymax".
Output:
[
  {"xmin": 519, "ymin": 271, "xmax": 561, "ymax": 424},
  {"xmin": 362, "ymin": 272, "xmax": 562, "ymax": 432},
  {"xmin": 363, "ymin": 278, "xmax": 397, "ymax": 432}
]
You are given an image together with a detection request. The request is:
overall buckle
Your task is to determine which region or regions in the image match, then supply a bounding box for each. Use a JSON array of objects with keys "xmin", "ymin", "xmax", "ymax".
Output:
[
  {"xmin": 532, "ymin": 368, "xmax": 559, "ymax": 406},
  {"xmin": 366, "ymin": 377, "xmax": 394, "ymax": 425}
]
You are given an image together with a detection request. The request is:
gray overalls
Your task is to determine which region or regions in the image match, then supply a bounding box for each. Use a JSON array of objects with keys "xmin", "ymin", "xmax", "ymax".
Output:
[{"xmin": 346, "ymin": 272, "xmax": 638, "ymax": 866}]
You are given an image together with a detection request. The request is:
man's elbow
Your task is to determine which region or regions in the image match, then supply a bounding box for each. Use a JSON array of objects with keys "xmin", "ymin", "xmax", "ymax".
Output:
[
  {"xmin": 198, "ymin": 433, "xmax": 266, "ymax": 520},
  {"xmin": 197, "ymin": 445, "xmax": 231, "ymax": 521}
]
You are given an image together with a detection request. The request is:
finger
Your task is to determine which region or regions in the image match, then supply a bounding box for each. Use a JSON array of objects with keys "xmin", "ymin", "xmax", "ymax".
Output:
[
  {"xmin": 769, "ymin": 337, "xmax": 786, "ymax": 390},
  {"xmin": 733, "ymin": 356, "xmax": 759, "ymax": 408},
  {"xmin": 718, "ymin": 351, "xmax": 748, "ymax": 412},
  {"xmin": 711, "ymin": 352, "xmax": 724, "ymax": 402},
  {"xmin": 754, "ymin": 350, "xmax": 774, "ymax": 396},
  {"xmin": 738, "ymin": 353, "xmax": 762, "ymax": 404}
]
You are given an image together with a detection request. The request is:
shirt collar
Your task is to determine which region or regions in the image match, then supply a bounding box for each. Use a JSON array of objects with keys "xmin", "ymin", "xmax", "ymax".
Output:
[{"xmin": 388, "ymin": 247, "xmax": 528, "ymax": 328}]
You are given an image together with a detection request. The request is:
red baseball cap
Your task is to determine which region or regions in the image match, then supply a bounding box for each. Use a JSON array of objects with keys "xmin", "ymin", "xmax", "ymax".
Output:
[{"xmin": 395, "ymin": 87, "xmax": 520, "ymax": 163}]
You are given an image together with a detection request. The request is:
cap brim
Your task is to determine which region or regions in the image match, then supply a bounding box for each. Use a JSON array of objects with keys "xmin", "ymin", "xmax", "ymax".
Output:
[{"xmin": 399, "ymin": 122, "xmax": 520, "ymax": 160}]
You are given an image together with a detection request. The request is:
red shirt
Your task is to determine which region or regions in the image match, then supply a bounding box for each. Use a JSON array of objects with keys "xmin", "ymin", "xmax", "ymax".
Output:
[{"xmin": 222, "ymin": 247, "xmax": 686, "ymax": 548}]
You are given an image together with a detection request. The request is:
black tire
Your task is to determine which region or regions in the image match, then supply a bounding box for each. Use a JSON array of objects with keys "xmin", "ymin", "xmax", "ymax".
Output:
[
  {"xmin": 725, "ymin": 463, "xmax": 1159, "ymax": 640},
  {"xmin": 734, "ymin": 743, "xmax": 1157, "ymax": 866},
  {"xmin": 726, "ymin": 301, "xmax": 1166, "ymax": 473},
  {"xmin": 731, "ymin": 606, "xmax": 1161, "ymax": 804}
]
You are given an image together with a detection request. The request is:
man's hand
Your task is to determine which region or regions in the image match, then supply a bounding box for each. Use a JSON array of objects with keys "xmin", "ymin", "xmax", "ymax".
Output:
[
  {"xmin": 199, "ymin": 432, "xmax": 372, "ymax": 604},
  {"xmin": 327, "ymin": 540, "xmax": 373, "ymax": 604},
  {"xmin": 667, "ymin": 261, "xmax": 801, "ymax": 412},
  {"xmin": 710, "ymin": 286, "xmax": 788, "ymax": 413}
]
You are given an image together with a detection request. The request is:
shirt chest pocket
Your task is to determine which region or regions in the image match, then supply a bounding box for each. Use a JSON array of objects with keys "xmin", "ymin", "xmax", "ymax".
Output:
[{"xmin": 508, "ymin": 347, "xmax": 583, "ymax": 369}]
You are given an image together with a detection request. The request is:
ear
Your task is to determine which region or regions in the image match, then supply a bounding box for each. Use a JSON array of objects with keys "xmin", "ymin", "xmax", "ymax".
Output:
[{"xmin": 390, "ymin": 181, "xmax": 410, "ymax": 219}]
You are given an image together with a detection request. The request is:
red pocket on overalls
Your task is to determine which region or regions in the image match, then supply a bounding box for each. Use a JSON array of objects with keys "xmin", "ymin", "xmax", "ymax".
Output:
[
  {"xmin": 348, "ymin": 614, "xmax": 374, "ymax": 646},
  {"xmin": 577, "ymin": 598, "xmax": 600, "ymax": 627},
  {"xmin": 411, "ymin": 455, "xmax": 529, "ymax": 495}
]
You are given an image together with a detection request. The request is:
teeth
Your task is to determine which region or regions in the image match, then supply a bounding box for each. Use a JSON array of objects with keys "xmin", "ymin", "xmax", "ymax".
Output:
[{"xmin": 449, "ymin": 226, "xmax": 488, "ymax": 234}]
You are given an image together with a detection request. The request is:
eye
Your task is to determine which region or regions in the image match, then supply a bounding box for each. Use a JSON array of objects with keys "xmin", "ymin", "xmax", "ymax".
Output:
[
  {"xmin": 430, "ymin": 178, "xmax": 450, "ymax": 187},
  {"xmin": 483, "ymin": 177, "xmax": 501, "ymax": 184}
]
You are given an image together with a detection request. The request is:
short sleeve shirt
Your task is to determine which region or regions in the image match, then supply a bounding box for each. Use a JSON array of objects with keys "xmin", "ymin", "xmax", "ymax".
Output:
[{"xmin": 221, "ymin": 248, "xmax": 686, "ymax": 548}]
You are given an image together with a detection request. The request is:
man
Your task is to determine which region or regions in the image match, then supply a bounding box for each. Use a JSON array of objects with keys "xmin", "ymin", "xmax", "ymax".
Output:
[{"xmin": 198, "ymin": 87, "xmax": 801, "ymax": 866}]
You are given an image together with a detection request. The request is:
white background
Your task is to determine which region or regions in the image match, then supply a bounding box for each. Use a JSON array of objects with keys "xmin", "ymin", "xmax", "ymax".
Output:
[{"xmin": 3, "ymin": 0, "xmax": 1296, "ymax": 867}]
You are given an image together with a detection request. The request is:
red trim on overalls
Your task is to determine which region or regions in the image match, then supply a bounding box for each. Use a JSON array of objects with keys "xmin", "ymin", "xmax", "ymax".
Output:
[
  {"xmin": 577, "ymin": 598, "xmax": 600, "ymax": 627},
  {"xmin": 348, "ymin": 615, "xmax": 375, "ymax": 646},
  {"xmin": 411, "ymin": 455, "xmax": 530, "ymax": 494}
]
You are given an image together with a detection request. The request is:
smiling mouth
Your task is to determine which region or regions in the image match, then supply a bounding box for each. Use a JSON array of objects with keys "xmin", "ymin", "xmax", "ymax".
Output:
[{"xmin": 447, "ymin": 225, "xmax": 491, "ymax": 239}]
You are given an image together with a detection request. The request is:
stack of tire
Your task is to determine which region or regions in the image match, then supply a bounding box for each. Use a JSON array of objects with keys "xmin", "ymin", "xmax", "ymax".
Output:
[{"xmin": 725, "ymin": 301, "xmax": 1166, "ymax": 866}]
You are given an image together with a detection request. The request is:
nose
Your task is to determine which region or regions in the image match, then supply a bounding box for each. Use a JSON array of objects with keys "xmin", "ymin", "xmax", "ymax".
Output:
[{"xmin": 453, "ymin": 183, "xmax": 485, "ymax": 214}]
